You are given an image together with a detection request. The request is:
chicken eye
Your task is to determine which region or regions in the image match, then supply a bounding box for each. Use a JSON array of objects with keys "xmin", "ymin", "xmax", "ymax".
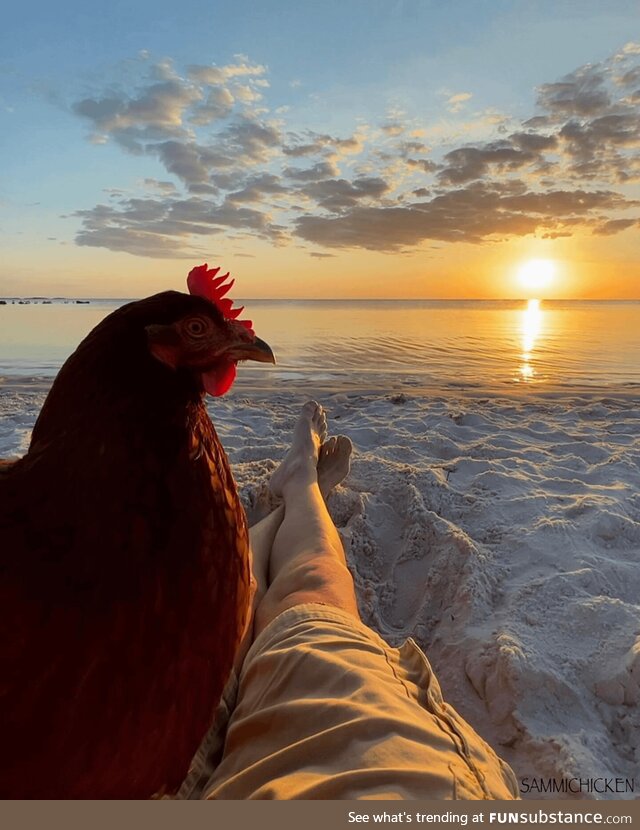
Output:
[{"xmin": 186, "ymin": 318, "xmax": 207, "ymax": 337}]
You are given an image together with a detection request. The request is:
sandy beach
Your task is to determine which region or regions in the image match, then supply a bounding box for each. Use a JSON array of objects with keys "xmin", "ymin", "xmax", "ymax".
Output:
[
  {"xmin": 218, "ymin": 389, "xmax": 639, "ymax": 800},
  {"xmin": 1, "ymin": 378, "xmax": 639, "ymax": 799}
]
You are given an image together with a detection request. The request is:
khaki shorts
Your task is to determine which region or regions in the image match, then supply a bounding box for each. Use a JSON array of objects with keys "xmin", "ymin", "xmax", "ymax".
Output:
[{"xmin": 178, "ymin": 603, "xmax": 518, "ymax": 801}]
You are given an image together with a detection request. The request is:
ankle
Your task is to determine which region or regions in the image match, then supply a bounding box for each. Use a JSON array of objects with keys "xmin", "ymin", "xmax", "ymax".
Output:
[{"xmin": 281, "ymin": 462, "xmax": 318, "ymax": 497}]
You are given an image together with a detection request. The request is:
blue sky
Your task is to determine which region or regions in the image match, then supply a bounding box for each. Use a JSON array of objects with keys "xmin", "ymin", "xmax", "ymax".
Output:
[{"xmin": 1, "ymin": 1, "xmax": 639, "ymax": 297}]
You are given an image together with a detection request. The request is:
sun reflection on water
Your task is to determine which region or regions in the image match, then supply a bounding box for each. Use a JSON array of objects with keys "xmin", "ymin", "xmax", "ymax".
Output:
[{"xmin": 520, "ymin": 298, "xmax": 543, "ymax": 381}]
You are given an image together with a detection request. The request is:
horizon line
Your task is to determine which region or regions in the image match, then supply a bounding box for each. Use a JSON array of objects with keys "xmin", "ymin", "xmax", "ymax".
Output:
[{"xmin": 2, "ymin": 296, "xmax": 640, "ymax": 303}]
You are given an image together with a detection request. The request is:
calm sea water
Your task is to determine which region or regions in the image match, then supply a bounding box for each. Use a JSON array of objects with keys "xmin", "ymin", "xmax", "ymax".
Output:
[{"xmin": 1, "ymin": 299, "xmax": 639, "ymax": 393}]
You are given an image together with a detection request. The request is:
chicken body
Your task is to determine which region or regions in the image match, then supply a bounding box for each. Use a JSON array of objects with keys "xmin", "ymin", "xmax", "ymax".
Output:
[{"xmin": 0, "ymin": 291, "xmax": 271, "ymax": 798}]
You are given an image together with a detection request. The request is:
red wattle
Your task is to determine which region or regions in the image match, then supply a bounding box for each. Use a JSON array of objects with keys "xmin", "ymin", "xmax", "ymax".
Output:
[{"xmin": 202, "ymin": 362, "xmax": 237, "ymax": 397}]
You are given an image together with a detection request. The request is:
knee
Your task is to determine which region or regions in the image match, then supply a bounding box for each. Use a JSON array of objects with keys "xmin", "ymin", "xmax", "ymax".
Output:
[
  {"xmin": 254, "ymin": 553, "xmax": 359, "ymax": 635},
  {"xmin": 270, "ymin": 550, "xmax": 355, "ymax": 604}
]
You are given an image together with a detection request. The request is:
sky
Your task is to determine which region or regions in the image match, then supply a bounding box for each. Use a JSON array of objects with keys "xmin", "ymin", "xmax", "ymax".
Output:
[{"xmin": 1, "ymin": 0, "xmax": 640, "ymax": 299}]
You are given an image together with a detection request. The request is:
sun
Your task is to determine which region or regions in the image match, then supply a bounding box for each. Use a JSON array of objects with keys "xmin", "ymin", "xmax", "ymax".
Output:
[{"xmin": 517, "ymin": 259, "xmax": 556, "ymax": 293}]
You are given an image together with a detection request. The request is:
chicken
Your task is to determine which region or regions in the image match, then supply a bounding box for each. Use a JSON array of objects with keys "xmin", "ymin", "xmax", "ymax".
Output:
[{"xmin": 0, "ymin": 265, "xmax": 275, "ymax": 798}]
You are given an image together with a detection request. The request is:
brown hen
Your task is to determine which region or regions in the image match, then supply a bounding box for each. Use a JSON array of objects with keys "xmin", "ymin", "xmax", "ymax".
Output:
[{"xmin": 0, "ymin": 266, "xmax": 274, "ymax": 798}]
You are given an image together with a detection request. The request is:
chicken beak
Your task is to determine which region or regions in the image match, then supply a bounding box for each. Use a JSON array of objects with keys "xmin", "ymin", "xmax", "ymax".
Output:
[{"xmin": 226, "ymin": 336, "xmax": 276, "ymax": 364}]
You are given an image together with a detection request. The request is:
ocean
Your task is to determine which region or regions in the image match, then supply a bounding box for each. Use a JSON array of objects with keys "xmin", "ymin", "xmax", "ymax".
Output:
[{"xmin": 1, "ymin": 298, "xmax": 639, "ymax": 392}]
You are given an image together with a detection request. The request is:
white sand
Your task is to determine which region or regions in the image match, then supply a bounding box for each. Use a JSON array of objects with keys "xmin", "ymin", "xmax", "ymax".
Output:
[
  {"xmin": 213, "ymin": 390, "xmax": 640, "ymax": 800},
  {"xmin": 1, "ymin": 384, "xmax": 638, "ymax": 799}
]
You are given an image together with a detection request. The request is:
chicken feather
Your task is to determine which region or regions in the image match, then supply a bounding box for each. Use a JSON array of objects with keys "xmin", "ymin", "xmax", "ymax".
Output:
[{"xmin": 0, "ymin": 287, "xmax": 274, "ymax": 798}]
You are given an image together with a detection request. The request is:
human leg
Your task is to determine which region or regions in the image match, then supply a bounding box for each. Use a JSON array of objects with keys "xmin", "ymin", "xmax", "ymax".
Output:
[
  {"xmin": 239, "ymin": 416, "xmax": 354, "ymax": 660},
  {"xmin": 254, "ymin": 402, "xmax": 358, "ymax": 635},
  {"xmin": 231, "ymin": 505, "xmax": 286, "ymax": 672}
]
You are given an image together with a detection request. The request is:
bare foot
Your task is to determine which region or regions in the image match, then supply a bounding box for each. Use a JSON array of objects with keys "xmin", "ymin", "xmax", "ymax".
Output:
[
  {"xmin": 318, "ymin": 435, "xmax": 352, "ymax": 500},
  {"xmin": 269, "ymin": 401, "xmax": 327, "ymax": 498}
]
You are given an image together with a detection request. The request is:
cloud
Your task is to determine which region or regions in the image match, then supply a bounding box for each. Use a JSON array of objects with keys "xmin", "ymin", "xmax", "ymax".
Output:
[
  {"xmin": 510, "ymin": 132, "xmax": 558, "ymax": 152},
  {"xmin": 150, "ymin": 115, "xmax": 281, "ymax": 187},
  {"xmin": 282, "ymin": 137, "xmax": 327, "ymax": 157},
  {"xmin": 381, "ymin": 122, "xmax": 405, "ymax": 136},
  {"xmin": 299, "ymin": 177, "xmax": 391, "ymax": 212},
  {"xmin": 187, "ymin": 183, "xmax": 219, "ymax": 195},
  {"xmin": 69, "ymin": 44, "xmax": 640, "ymax": 258},
  {"xmin": 446, "ymin": 92, "xmax": 472, "ymax": 113},
  {"xmin": 397, "ymin": 140, "xmax": 429, "ymax": 156},
  {"xmin": 406, "ymin": 157, "xmax": 439, "ymax": 174},
  {"xmin": 76, "ymin": 227, "xmax": 196, "ymax": 258},
  {"xmin": 616, "ymin": 66, "xmax": 640, "ymax": 87},
  {"xmin": 142, "ymin": 178, "xmax": 178, "ymax": 194},
  {"xmin": 226, "ymin": 173, "xmax": 287, "ymax": 204},
  {"xmin": 222, "ymin": 118, "xmax": 281, "ymax": 163},
  {"xmin": 592, "ymin": 217, "xmax": 639, "ymax": 235},
  {"xmin": 73, "ymin": 193, "xmax": 283, "ymax": 256},
  {"xmin": 190, "ymin": 87, "xmax": 234, "ymax": 125},
  {"xmin": 522, "ymin": 46, "xmax": 640, "ymax": 184},
  {"xmin": 536, "ymin": 68, "xmax": 611, "ymax": 117},
  {"xmin": 294, "ymin": 181, "xmax": 634, "ymax": 251},
  {"xmin": 187, "ymin": 59, "xmax": 267, "ymax": 85},
  {"xmin": 284, "ymin": 161, "xmax": 339, "ymax": 181},
  {"xmin": 438, "ymin": 141, "xmax": 541, "ymax": 184},
  {"xmin": 282, "ymin": 129, "xmax": 366, "ymax": 159},
  {"xmin": 73, "ymin": 75, "xmax": 202, "ymax": 151},
  {"xmin": 557, "ymin": 114, "xmax": 640, "ymax": 182}
]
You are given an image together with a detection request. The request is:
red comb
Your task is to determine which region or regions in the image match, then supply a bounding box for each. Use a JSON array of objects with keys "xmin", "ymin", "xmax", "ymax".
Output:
[{"xmin": 187, "ymin": 264, "xmax": 253, "ymax": 334}]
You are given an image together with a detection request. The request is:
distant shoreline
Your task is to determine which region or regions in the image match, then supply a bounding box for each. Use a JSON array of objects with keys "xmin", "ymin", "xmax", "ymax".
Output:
[{"xmin": 2, "ymin": 297, "xmax": 640, "ymax": 305}]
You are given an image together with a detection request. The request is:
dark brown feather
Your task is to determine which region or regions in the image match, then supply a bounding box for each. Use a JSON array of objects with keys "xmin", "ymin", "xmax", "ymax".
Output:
[{"xmin": 0, "ymin": 292, "xmax": 252, "ymax": 798}]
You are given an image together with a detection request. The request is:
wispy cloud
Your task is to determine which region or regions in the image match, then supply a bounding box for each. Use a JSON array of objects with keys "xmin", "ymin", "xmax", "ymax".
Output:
[
  {"xmin": 446, "ymin": 92, "xmax": 473, "ymax": 113},
  {"xmin": 70, "ymin": 44, "xmax": 640, "ymax": 257}
]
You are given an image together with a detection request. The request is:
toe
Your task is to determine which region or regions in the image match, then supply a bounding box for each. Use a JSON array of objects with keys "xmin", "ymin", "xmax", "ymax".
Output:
[
  {"xmin": 335, "ymin": 435, "xmax": 353, "ymax": 456},
  {"xmin": 318, "ymin": 409, "xmax": 328, "ymax": 438},
  {"xmin": 303, "ymin": 400, "xmax": 319, "ymax": 419},
  {"xmin": 322, "ymin": 436, "xmax": 337, "ymax": 456}
]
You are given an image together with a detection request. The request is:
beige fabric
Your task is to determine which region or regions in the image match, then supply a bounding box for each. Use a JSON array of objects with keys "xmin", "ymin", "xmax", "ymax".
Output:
[
  {"xmin": 175, "ymin": 669, "xmax": 239, "ymax": 800},
  {"xmin": 196, "ymin": 603, "xmax": 518, "ymax": 801}
]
